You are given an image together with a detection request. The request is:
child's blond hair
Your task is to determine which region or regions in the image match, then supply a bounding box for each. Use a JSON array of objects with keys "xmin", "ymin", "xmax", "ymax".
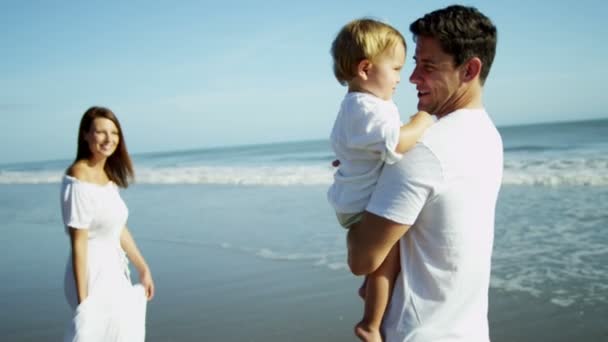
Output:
[{"xmin": 331, "ymin": 18, "xmax": 406, "ymax": 86}]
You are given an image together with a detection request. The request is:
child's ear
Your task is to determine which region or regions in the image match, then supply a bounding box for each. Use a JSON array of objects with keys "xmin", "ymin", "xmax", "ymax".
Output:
[{"xmin": 356, "ymin": 59, "xmax": 372, "ymax": 80}]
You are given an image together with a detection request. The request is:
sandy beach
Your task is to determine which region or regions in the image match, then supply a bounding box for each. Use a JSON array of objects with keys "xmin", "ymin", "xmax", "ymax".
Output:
[{"xmin": 1, "ymin": 182, "xmax": 607, "ymax": 341}]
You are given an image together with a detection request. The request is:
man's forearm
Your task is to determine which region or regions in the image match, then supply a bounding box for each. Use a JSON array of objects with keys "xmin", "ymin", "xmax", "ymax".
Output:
[{"xmin": 347, "ymin": 211, "xmax": 410, "ymax": 276}]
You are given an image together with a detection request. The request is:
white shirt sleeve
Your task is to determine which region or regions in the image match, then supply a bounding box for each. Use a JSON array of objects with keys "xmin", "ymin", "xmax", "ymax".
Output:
[
  {"xmin": 345, "ymin": 101, "xmax": 403, "ymax": 164},
  {"xmin": 366, "ymin": 143, "xmax": 443, "ymax": 225},
  {"xmin": 61, "ymin": 181, "xmax": 94, "ymax": 229}
]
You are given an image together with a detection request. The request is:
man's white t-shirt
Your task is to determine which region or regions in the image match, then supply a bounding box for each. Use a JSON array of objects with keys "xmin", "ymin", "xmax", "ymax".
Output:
[
  {"xmin": 328, "ymin": 92, "xmax": 403, "ymax": 214},
  {"xmin": 366, "ymin": 108, "xmax": 503, "ymax": 342}
]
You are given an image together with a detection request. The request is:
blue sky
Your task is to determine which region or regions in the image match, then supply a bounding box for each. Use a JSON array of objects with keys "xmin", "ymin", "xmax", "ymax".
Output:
[{"xmin": 1, "ymin": 0, "xmax": 607, "ymax": 163}]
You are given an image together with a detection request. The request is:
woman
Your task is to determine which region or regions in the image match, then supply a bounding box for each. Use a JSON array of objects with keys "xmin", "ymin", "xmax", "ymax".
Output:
[{"xmin": 61, "ymin": 106, "xmax": 154, "ymax": 341}]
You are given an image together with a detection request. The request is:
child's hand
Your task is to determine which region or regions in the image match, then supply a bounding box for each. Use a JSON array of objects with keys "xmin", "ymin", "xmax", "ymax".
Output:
[{"xmin": 410, "ymin": 111, "xmax": 434, "ymax": 128}]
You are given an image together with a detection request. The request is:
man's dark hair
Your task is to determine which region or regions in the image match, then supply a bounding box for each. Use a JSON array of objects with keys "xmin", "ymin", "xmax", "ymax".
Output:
[{"xmin": 410, "ymin": 5, "xmax": 497, "ymax": 84}]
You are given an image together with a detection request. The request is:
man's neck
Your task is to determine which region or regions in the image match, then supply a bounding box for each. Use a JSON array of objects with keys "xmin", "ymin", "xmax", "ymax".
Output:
[{"xmin": 436, "ymin": 85, "xmax": 483, "ymax": 118}]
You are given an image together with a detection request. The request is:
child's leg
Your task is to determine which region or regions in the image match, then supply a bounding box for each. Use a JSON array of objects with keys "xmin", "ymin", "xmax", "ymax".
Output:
[
  {"xmin": 358, "ymin": 276, "xmax": 368, "ymax": 299},
  {"xmin": 355, "ymin": 242, "xmax": 401, "ymax": 342}
]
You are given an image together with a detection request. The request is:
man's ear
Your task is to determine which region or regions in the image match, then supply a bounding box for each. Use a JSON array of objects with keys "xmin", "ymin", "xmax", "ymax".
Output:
[
  {"xmin": 356, "ymin": 59, "xmax": 372, "ymax": 80},
  {"xmin": 463, "ymin": 57, "xmax": 482, "ymax": 82}
]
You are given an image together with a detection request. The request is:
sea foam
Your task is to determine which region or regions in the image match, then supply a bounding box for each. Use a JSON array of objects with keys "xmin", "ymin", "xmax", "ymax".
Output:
[{"xmin": 1, "ymin": 159, "xmax": 607, "ymax": 186}]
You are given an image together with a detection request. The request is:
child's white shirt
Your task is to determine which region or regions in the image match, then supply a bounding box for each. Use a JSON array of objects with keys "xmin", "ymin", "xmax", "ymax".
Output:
[{"xmin": 327, "ymin": 92, "xmax": 403, "ymax": 214}]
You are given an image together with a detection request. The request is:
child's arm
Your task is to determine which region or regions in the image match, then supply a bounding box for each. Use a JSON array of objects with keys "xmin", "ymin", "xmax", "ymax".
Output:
[{"xmin": 395, "ymin": 111, "xmax": 434, "ymax": 154}]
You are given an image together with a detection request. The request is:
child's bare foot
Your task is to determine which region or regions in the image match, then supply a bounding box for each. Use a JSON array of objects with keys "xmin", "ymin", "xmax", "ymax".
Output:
[{"xmin": 355, "ymin": 321, "xmax": 382, "ymax": 342}]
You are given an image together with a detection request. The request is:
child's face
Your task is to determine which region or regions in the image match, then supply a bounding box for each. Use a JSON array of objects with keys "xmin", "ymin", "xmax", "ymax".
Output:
[{"xmin": 365, "ymin": 43, "xmax": 406, "ymax": 101}]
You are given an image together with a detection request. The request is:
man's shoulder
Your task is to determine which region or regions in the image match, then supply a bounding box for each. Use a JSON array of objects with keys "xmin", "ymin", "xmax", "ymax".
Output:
[
  {"xmin": 421, "ymin": 108, "xmax": 496, "ymax": 144},
  {"xmin": 416, "ymin": 122, "xmax": 448, "ymax": 156},
  {"xmin": 415, "ymin": 108, "xmax": 502, "ymax": 175},
  {"xmin": 384, "ymin": 143, "xmax": 442, "ymax": 181}
]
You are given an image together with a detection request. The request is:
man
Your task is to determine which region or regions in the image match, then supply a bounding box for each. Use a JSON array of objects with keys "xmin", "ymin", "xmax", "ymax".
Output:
[{"xmin": 347, "ymin": 5, "xmax": 502, "ymax": 342}]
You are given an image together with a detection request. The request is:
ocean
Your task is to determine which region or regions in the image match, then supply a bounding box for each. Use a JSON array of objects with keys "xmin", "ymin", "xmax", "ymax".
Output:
[{"xmin": 1, "ymin": 118, "xmax": 607, "ymax": 341}]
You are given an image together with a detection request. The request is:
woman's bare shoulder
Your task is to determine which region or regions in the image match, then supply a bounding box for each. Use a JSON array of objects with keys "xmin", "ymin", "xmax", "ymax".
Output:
[{"xmin": 66, "ymin": 161, "xmax": 92, "ymax": 181}]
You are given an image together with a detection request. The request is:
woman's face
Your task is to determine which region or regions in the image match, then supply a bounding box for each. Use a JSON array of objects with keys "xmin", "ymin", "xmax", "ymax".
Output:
[{"xmin": 83, "ymin": 117, "xmax": 120, "ymax": 159}]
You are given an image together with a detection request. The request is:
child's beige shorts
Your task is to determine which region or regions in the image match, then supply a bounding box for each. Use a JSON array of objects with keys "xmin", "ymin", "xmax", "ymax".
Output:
[{"xmin": 336, "ymin": 211, "xmax": 364, "ymax": 229}]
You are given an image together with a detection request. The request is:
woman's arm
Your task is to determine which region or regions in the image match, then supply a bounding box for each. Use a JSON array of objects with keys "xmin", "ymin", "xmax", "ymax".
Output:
[
  {"xmin": 69, "ymin": 228, "xmax": 88, "ymax": 304},
  {"xmin": 120, "ymin": 226, "xmax": 155, "ymax": 300}
]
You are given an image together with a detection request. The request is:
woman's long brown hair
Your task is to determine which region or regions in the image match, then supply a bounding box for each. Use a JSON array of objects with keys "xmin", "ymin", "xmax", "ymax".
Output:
[{"xmin": 73, "ymin": 106, "xmax": 134, "ymax": 188}]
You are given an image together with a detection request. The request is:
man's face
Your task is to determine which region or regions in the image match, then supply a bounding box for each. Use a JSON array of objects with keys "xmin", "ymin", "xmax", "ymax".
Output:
[{"xmin": 409, "ymin": 36, "xmax": 464, "ymax": 116}]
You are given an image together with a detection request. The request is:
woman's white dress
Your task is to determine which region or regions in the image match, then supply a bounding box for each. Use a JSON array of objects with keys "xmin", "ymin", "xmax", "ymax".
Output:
[{"xmin": 60, "ymin": 175, "xmax": 147, "ymax": 342}]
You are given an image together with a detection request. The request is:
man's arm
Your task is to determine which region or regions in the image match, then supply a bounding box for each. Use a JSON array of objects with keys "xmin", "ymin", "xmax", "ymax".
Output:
[
  {"xmin": 347, "ymin": 212, "xmax": 411, "ymax": 276},
  {"xmin": 347, "ymin": 142, "xmax": 442, "ymax": 276}
]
